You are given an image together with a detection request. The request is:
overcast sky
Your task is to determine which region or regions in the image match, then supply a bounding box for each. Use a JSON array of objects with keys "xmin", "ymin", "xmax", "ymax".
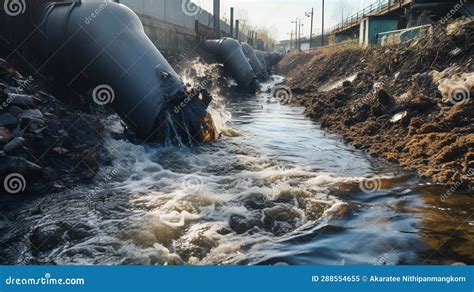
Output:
[{"xmin": 199, "ymin": 0, "xmax": 376, "ymax": 41}]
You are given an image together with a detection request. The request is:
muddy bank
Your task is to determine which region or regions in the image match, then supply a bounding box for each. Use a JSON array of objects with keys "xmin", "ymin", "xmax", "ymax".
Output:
[{"xmin": 276, "ymin": 19, "xmax": 474, "ymax": 187}]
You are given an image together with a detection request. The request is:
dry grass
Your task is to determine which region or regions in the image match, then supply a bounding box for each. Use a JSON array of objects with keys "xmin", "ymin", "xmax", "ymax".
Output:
[{"xmin": 309, "ymin": 40, "xmax": 363, "ymax": 55}]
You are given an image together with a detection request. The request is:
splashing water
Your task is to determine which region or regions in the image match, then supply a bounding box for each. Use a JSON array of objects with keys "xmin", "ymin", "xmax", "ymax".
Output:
[
  {"xmin": 180, "ymin": 59, "xmax": 232, "ymax": 135},
  {"xmin": 0, "ymin": 62, "xmax": 472, "ymax": 266}
]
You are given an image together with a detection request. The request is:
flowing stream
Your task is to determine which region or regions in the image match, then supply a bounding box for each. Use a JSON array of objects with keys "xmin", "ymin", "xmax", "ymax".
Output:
[{"xmin": 0, "ymin": 75, "xmax": 472, "ymax": 266}]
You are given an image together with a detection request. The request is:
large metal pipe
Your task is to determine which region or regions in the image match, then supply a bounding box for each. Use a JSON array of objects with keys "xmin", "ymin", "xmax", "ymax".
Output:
[
  {"xmin": 268, "ymin": 52, "xmax": 284, "ymax": 67},
  {"xmin": 31, "ymin": 1, "xmax": 210, "ymax": 143},
  {"xmin": 255, "ymin": 50, "xmax": 268, "ymax": 69},
  {"xmin": 256, "ymin": 50, "xmax": 273, "ymax": 78},
  {"xmin": 201, "ymin": 38, "xmax": 260, "ymax": 93},
  {"xmin": 256, "ymin": 50, "xmax": 284, "ymax": 69},
  {"xmin": 240, "ymin": 42, "xmax": 269, "ymax": 81}
]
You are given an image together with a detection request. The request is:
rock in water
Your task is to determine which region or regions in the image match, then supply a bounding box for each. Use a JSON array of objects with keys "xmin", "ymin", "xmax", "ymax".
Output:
[
  {"xmin": 3, "ymin": 137, "xmax": 25, "ymax": 155},
  {"xmin": 30, "ymin": 223, "xmax": 66, "ymax": 252},
  {"xmin": 0, "ymin": 113, "xmax": 18, "ymax": 130},
  {"xmin": 0, "ymin": 156, "xmax": 43, "ymax": 178},
  {"xmin": 19, "ymin": 109, "xmax": 44, "ymax": 121},
  {"xmin": 7, "ymin": 93, "xmax": 35, "ymax": 108},
  {"xmin": 229, "ymin": 213, "xmax": 263, "ymax": 234},
  {"xmin": 263, "ymin": 205, "xmax": 302, "ymax": 235},
  {"xmin": 0, "ymin": 127, "xmax": 12, "ymax": 144}
]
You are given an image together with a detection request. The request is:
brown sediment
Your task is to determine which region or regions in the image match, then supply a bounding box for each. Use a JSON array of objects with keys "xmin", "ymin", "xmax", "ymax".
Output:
[
  {"xmin": 201, "ymin": 113, "xmax": 217, "ymax": 142},
  {"xmin": 276, "ymin": 19, "xmax": 474, "ymax": 187}
]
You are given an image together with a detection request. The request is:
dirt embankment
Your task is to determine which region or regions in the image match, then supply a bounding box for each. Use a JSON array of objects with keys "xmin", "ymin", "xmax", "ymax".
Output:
[{"xmin": 276, "ymin": 19, "xmax": 474, "ymax": 187}]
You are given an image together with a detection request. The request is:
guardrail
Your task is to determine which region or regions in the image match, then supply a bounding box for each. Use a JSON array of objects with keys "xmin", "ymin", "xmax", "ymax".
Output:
[{"xmin": 377, "ymin": 24, "xmax": 432, "ymax": 45}]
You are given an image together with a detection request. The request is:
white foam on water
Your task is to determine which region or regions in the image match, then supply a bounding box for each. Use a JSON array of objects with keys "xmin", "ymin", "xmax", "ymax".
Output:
[
  {"xmin": 180, "ymin": 59, "xmax": 233, "ymax": 134},
  {"xmin": 75, "ymin": 130, "xmax": 368, "ymax": 265},
  {"xmin": 26, "ymin": 66, "xmax": 400, "ymax": 266},
  {"xmin": 65, "ymin": 70, "xmax": 377, "ymax": 265}
]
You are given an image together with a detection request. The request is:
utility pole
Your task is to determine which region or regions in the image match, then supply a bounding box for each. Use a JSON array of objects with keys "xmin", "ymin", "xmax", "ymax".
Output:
[
  {"xmin": 213, "ymin": 0, "xmax": 220, "ymax": 30},
  {"xmin": 291, "ymin": 19, "xmax": 298, "ymax": 50},
  {"xmin": 292, "ymin": 30, "xmax": 295, "ymax": 50},
  {"xmin": 305, "ymin": 8, "xmax": 314, "ymax": 48},
  {"xmin": 235, "ymin": 20, "xmax": 239, "ymax": 39},
  {"xmin": 341, "ymin": 0, "xmax": 345, "ymax": 22},
  {"xmin": 230, "ymin": 7, "xmax": 234, "ymax": 37},
  {"xmin": 321, "ymin": 0, "xmax": 325, "ymax": 47},
  {"xmin": 288, "ymin": 31, "xmax": 293, "ymax": 51},
  {"xmin": 297, "ymin": 21, "xmax": 304, "ymax": 50},
  {"xmin": 298, "ymin": 20, "xmax": 301, "ymax": 50}
]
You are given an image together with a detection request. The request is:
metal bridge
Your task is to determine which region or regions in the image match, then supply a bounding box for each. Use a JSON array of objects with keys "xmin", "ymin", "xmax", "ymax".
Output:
[{"xmin": 329, "ymin": 0, "xmax": 414, "ymax": 34}]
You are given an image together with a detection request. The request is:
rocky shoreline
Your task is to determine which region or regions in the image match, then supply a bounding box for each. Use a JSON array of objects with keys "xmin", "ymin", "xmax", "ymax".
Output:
[
  {"xmin": 276, "ymin": 19, "xmax": 473, "ymax": 188},
  {"xmin": 0, "ymin": 59, "xmax": 106, "ymax": 195}
]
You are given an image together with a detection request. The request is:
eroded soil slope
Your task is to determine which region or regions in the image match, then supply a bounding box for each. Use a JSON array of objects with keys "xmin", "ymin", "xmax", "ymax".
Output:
[{"xmin": 276, "ymin": 19, "xmax": 474, "ymax": 187}]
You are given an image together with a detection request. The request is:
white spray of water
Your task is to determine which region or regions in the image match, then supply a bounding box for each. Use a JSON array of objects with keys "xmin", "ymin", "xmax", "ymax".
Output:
[{"xmin": 180, "ymin": 59, "xmax": 232, "ymax": 134}]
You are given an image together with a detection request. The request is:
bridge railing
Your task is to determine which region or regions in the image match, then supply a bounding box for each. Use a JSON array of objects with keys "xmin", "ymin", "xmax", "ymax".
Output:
[{"xmin": 328, "ymin": 0, "xmax": 404, "ymax": 33}]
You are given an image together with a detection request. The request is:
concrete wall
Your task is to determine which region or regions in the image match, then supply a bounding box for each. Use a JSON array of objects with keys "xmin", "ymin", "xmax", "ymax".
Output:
[
  {"xmin": 359, "ymin": 16, "xmax": 399, "ymax": 46},
  {"xmin": 121, "ymin": 0, "xmax": 213, "ymax": 33},
  {"xmin": 359, "ymin": 19, "xmax": 369, "ymax": 45},
  {"xmin": 119, "ymin": 0, "xmax": 247, "ymax": 51}
]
